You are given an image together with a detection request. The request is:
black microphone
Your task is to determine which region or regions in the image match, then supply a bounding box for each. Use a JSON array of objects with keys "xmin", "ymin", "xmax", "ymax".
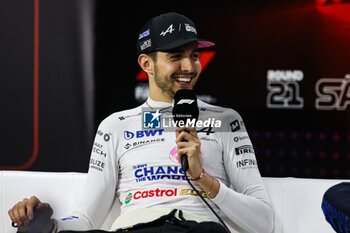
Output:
[{"xmin": 172, "ymin": 89, "xmax": 199, "ymax": 172}]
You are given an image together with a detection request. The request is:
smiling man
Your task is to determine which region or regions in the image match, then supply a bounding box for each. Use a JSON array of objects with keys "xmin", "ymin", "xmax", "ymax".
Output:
[
  {"xmin": 140, "ymin": 43, "xmax": 200, "ymax": 101},
  {"xmin": 137, "ymin": 12, "xmax": 213, "ymax": 103},
  {"xmin": 9, "ymin": 12, "xmax": 274, "ymax": 233}
]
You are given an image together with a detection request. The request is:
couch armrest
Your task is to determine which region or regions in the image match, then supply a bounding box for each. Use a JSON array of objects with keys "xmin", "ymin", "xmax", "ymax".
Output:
[{"xmin": 0, "ymin": 171, "xmax": 86, "ymax": 233}]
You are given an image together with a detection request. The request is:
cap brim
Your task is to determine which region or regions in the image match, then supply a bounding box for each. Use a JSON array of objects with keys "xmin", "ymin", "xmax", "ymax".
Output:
[
  {"xmin": 197, "ymin": 39, "xmax": 215, "ymax": 48},
  {"xmin": 156, "ymin": 38, "xmax": 215, "ymax": 52}
]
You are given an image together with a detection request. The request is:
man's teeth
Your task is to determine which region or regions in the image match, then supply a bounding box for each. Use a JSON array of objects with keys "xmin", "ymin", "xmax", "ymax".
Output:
[{"xmin": 176, "ymin": 77, "xmax": 191, "ymax": 82}]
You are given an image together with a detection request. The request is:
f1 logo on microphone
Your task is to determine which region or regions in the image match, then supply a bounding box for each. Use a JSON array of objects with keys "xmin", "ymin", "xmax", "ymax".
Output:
[{"xmin": 177, "ymin": 99, "xmax": 195, "ymax": 105}]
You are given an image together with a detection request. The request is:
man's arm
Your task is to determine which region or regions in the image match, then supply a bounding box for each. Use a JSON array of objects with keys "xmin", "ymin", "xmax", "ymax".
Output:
[
  {"xmin": 56, "ymin": 119, "xmax": 119, "ymax": 231},
  {"xmin": 175, "ymin": 112, "xmax": 274, "ymax": 233},
  {"xmin": 8, "ymin": 118, "xmax": 119, "ymax": 233},
  {"xmin": 208, "ymin": 110, "xmax": 274, "ymax": 233},
  {"xmin": 175, "ymin": 126, "xmax": 220, "ymax": 199}
]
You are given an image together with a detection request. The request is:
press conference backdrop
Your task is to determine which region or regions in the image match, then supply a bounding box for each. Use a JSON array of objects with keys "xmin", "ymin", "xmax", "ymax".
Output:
[
  {"xmin": 1, "ymin": 0, "xmax": 349, "ymax": 178},
  {"xmin": 0, "ymin": 0, "xmax": 95, "ymax": 171}
]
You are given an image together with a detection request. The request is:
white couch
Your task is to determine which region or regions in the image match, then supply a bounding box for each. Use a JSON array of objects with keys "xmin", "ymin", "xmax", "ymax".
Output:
[{"xmin": 0, "ymin": 170, "xmax": 343, "ymax": 233}]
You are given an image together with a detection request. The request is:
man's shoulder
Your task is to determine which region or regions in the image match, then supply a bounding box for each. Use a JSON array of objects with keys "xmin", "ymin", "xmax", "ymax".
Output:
[
  {"xmin": 99, "ymin": 104, "xmax": 143, "ymax": 128},
  {"xmin": 197, "ymin": 99, "xmax": 241, "ymax": 119},
  {"xmin": 197, "ymin": 99, "xmax": 246, "ymax": 132}
]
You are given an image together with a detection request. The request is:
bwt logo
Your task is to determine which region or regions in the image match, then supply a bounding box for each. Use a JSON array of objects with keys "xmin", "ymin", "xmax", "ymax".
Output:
[
  {"xmin": 315, "ymin": 75, "xmax": 350, "ymax": 111},
  {"xmin": 143, "ymin": 109, "xmax": 161, "ymax": 129},
  {"xmin": 124, "ymin": 129, "xmax": 164, "ymax": 140}
]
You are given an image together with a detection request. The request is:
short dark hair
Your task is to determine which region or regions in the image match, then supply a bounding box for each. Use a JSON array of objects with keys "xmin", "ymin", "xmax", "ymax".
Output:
[{"xmin": 147, "ymin": 51, "xmax": 157, "ymax": 62}]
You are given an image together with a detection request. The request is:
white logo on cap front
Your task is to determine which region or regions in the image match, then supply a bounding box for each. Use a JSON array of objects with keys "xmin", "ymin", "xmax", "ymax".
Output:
[
  {"xmin": 185, "ymin": 24, "xmax": 197, "ymax": 34},
  {"xmin": 160, "ymin": 24, "xmax": 175, "ymax": 36}
]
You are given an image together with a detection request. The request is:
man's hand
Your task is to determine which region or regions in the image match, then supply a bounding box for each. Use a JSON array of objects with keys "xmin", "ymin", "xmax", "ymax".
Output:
[
  {"xmin": 8, "ymin": 196, "xmax": 54, "ymax": 233},
  {"xmin": 175, "ymin": 126, "xmax": 202, "ymax": 179},
  {"xmin": 175, "ymin": 126, "xmax": 220, "ymax": 199}
]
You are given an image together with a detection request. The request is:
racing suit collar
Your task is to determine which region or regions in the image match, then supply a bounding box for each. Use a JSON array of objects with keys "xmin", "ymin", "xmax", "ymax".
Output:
[{"xmin": 145, "ymin": 97, "xmax": 173, "ymax": 109}]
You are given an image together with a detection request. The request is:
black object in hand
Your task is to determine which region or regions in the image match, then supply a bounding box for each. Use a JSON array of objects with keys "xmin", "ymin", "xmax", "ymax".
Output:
[
  {"xmin": 172, "ymin": 89, "xmax": 199, "ymax": 172},
  {"xmin": 15, "ymin": 207, "xmax": 52, "ymax": 233},
  {"xmin": 181, "ymin": 154, "xmax": 189, "ymax": 172}
]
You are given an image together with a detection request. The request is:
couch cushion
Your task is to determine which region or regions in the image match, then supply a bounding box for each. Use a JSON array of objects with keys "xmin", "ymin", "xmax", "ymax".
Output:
[
  {"xmin": 1, "ymin": 171, "xmax": 86, "ymax": 233},
  {"xmin": 263, "ymin": 177, "xmax": 346, "ymax": 233},
  {"xmin": 1, "ymin": 171, "xmax": 348, "ymax": 233}
]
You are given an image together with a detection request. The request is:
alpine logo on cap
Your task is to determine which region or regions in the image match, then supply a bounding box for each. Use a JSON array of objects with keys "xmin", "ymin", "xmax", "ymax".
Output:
[{"xmin": 160, "ymin": 24, "xmax": 175, "ymax": 36}]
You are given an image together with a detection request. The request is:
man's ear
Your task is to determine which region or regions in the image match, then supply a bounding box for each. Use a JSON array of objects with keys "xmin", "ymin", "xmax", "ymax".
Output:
[{"xmin": 138, "ymin": 54, "xmax": 154, "ymax": 75}]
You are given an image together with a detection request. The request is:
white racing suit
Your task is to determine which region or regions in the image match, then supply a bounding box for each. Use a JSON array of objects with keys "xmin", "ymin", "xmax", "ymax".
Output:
[{"xmin": 56, "ymin": 98, "xmax": 274, "ymax": 233}]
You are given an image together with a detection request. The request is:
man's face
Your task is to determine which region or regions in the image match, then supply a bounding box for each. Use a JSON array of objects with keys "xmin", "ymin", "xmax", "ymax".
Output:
[{"xmin": 151, "ymin": 42, "xmax": 202, "ymax": 100}]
